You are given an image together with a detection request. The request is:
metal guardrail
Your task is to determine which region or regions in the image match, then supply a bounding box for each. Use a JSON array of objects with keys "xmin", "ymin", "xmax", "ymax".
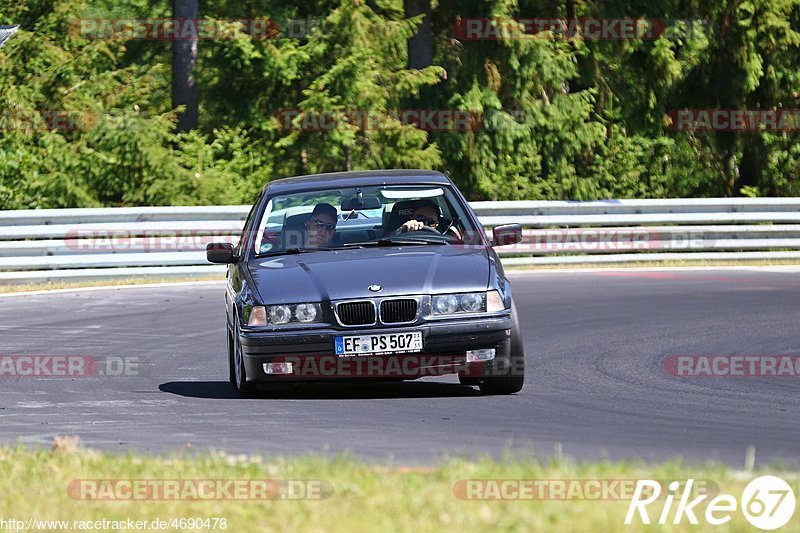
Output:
[
  {"xmin": 1, "ymin": 199, "xmax": 800, "ymax": 283},
  {"xmin": 0, "ymin": 25, "xmax": 18, "ymax": 49}
]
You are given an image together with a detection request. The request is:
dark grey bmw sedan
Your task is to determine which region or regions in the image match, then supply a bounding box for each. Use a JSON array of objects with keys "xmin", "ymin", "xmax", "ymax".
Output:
[{"xmin": 207, "ymin": 170, "xmax": 525, "ymax": 397}]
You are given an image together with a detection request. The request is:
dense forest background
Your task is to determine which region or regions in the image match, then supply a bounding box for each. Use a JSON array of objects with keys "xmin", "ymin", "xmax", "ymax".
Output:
[{"xmin": 1, "ymin": 0, "xmax": 799, "ymax": 209}]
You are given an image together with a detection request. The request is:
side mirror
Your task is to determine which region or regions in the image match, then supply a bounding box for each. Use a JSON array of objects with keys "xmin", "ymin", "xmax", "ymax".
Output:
[
  {"xmin": 492, "ymin": 224, "xmax": 522, "ymax": 246},
  {"xmin": 206, "ymin": 242, "xmax": 237, "ymax": 264}
]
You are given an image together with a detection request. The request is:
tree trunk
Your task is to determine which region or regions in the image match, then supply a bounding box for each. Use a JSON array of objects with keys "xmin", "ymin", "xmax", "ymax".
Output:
[
  {"xmin": 739, "ymin": 133, "xmax": 764, "ymax": 195},
  {"xmin": 404, "ymin": 0, "xmax": 433, "ymax": 69},
  {"xmin": 172, "ymin": 0, "xmax": 199, "ymax": 132}
]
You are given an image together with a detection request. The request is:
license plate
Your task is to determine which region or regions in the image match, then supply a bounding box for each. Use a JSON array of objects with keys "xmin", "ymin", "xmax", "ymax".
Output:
[{"xmin": 334, "ymin": 331, "xmax": 423, "ymax": 356}]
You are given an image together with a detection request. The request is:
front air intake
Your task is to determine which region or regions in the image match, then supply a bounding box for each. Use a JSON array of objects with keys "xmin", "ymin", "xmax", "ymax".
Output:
[
  {"xmin": 380, "ymin": 299, "xmax": 417, "ymax": 323},
  {"xmin": 337, "ymin": 301, "xmax": 376, "ymax": 326}
]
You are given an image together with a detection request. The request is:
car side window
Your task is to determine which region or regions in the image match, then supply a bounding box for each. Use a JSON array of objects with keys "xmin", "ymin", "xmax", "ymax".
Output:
[
  {"xmin": 251, "ymin": 199, "xmax": 276, "ymax": 255},
  {"xmin": 236, "ymin": 192, "xmax": 263, "ymax": 257}
]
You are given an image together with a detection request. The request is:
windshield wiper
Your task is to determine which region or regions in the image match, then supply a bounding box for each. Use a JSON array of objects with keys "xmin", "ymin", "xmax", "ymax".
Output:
[
  {"xmin": 259, "ymin": 247, "xmax": 337, "ymax": 257},
  {"xmin": 343, "ymin": 237, "xmax": 446, "ymax": 247}
]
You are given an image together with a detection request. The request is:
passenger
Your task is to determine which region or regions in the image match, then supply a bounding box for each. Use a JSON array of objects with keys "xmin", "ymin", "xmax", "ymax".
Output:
[{"xmin": 303, "ymin": 203, "xmax": 338, "ymax": 248}]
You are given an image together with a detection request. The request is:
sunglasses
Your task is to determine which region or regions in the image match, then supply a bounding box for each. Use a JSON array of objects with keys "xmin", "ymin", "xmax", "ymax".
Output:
[
  {"xmin": 413, "ymin": 215, "xmax": 439, "ymax": 226},
  {"xmin": 309, "ymin": 218, "xmax": 336, "ymax": 231}
]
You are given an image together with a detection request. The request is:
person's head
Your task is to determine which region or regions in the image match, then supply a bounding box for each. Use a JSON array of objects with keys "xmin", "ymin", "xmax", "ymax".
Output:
[
  {"xmin": 410, "ymin": 200, "xmax": 441, "ymax": 228},
  {"xmin": 304, "ymin": 203, "xmax": 337, "ymax": 248}
]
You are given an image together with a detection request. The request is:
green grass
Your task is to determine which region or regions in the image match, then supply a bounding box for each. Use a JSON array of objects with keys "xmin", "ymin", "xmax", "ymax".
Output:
[
  {"xmin": 1, "ymin": 443, "xmax": 797, "ymax": 532},
  {"xmin": 0, "ymin": 275, "xmax": 224, "ymax": 294}
]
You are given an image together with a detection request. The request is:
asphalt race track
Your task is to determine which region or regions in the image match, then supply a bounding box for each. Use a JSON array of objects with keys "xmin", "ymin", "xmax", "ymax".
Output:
[{"xmin": 1, "ymin": 268, "xmax": 799, "ymax": 466}]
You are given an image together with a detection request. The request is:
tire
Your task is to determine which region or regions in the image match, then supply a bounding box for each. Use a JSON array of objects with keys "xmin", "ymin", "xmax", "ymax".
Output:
[
  {"xmin": 458, "ymin": 375, "xmax": 480, "ymax": 386},
  {"xmin": 228, "ymin": 326, "xmax": 236, "ymax": 387},
  {"xmin": 231, "ymin": 317, "xmax": 257, "ymax": 398},
  {"xmin": 479, "ymin": 301, "xmax": 525, "ymax": 395}
]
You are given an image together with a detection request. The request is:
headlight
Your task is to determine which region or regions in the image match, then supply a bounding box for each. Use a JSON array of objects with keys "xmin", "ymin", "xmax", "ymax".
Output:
[
  {"xmin": 268, "ymin": 305, "xmax": 292, "ymax": 325},
  {"xmin": 431, "ymin": 291, "xmax": 505, "ymax": 315},
  {"xmin": 294, "ymin": 303, "xmax": 320, "ymax": 323},
  {"xmin": 460, "ymin": 293, "xmax": 484, "ymax": 312},
  {"xmin": 247, "ymin": 303, "xmax": 322, "ymax": 326},
  {"xmin": 432, "ymin": 294, "xmax": 459, "ymax": 314}
]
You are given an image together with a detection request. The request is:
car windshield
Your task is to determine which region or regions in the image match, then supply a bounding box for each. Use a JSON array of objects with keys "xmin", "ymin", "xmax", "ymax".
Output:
[{"xmin": 252, "ymin": 184, "xmax": 482, "ymax": 256}]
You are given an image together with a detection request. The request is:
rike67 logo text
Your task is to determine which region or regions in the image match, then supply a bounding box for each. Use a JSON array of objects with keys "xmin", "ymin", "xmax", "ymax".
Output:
[{"xmin": 626, "ymin": 476, "xmax": 796, "ymax": 530}]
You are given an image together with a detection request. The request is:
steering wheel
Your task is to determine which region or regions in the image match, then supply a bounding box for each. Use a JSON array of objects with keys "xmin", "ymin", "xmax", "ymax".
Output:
[
  {"xmin": 389, "ymin": 225, "xmax": 441, "ymax": 238},
  {"xmin": 411, "ymin": 225, "xmax": 441, "ymax": 234},
  {"xmin": 393, "ymin": 225, "xmax": 442, "ymax": 236}
]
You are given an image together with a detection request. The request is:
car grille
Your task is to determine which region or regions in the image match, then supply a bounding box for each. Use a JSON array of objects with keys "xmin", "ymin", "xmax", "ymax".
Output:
[
  {"xmin": 337, "ymin": 302, "xmax": 376, "ymax": 326},
  {"xmin": 380, "ymin": 299, "xmax": 417, "ymax": 323}
]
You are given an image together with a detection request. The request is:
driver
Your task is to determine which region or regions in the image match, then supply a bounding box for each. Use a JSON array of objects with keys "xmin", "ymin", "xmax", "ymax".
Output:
[
  {"xmin": 395, "ymin": 200, "xmax": 463, "ymax": 240},
  {"xmin": 396, "ymin": 200, "xmax": 441, "ymax": 233}
]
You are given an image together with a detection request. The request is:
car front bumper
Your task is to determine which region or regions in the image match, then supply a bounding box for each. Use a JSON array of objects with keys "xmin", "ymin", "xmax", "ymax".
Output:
[{"xmin": 238, "ymin": 315, "xmax": 513, "ymax": 383}]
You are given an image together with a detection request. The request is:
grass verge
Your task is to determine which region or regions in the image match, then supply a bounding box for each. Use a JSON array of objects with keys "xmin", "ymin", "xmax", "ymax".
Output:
[
  {"xmin": 0, "ymin": 276, "xmax": 224, "ymax": 294},
  {"xmin": 0, "ymin": 444, "xmax": 797, "ymax": 532}
]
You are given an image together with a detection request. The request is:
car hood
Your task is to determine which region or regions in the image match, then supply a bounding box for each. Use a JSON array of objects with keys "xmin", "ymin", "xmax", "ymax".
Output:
[{"xmin": 248, "ymin": 245, "xmax": 490, "ymax": 303}]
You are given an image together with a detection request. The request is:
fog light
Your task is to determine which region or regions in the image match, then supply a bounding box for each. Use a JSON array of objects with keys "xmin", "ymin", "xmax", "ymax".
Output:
[
  {"xmin": 466, "ymin": 349, "xmax": 495, "ymax": 362},
  {"xmin": 263, "ymin": 362, "xmax": 293, "ymax": 375}
]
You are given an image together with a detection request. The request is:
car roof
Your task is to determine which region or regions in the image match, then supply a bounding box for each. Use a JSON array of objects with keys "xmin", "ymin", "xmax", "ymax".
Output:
[{"xmin": 263, "ymin": 170, "xmax": 452, "ymax": 195}]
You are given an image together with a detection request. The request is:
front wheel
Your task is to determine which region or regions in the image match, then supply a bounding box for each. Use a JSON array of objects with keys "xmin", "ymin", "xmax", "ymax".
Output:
[
  {"xmin": 230, "ymin": 318, "xmax": 257, "ymax": 398},
  {"xmin": 479, "ymin": 301, "xmax": 525, "ymax": 395},
  {"xmin": 458, "ymin": 375, "xmax": 480, "ymax": 386}
]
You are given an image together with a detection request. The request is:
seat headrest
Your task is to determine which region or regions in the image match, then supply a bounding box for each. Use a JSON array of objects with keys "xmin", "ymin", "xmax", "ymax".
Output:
[
  {"xmin": 383, "ymin": 200, "xmax": 439, "ymax": 235},
  {"xmin": 282, "ymin": 212, "xmax": 311, "ymax": 249}
]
